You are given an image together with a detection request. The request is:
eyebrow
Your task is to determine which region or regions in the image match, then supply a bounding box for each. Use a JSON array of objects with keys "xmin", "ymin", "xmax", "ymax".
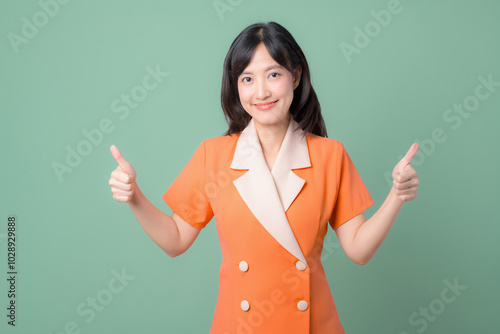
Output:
[{"xmin": 240, "ymin": 65, "xmax": 284, "ymax": 76}]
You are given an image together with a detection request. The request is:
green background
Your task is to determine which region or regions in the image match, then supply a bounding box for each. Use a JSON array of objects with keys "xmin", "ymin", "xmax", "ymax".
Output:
[{"xmin": 1, "ymin": 0, "xmax": 499, "ymax": 333}]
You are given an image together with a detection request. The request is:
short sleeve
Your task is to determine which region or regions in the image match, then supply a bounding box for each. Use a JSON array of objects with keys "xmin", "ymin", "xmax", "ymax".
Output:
[
  {"xmin": 162, "ymin": 141, "xmax": 214, "ymax": 229},
  {"xmin": 329, "ymin": 142, "xmax": 374, "ymax": 230}
]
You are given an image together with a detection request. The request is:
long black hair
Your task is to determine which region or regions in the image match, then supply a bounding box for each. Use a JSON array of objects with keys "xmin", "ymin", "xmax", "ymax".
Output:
[{"xmin": 221, "ymin": 21, "xmax": 327, "ymax": 137}]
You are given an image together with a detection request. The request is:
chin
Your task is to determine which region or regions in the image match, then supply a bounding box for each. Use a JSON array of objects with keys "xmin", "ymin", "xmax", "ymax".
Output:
[{"xmin": 253, "ymin": 114, "xmax": 289, "ymax": 127}]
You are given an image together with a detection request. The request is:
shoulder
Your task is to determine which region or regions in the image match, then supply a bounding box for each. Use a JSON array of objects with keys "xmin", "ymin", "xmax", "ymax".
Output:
[
  {"xmin": 305, "ymin": 132, "xmax": 345, "ymax": 156},
  {"xmin": 197, "ymin": 133, "xmax": 241, "ymax": 165},
  {"xmin": 202, "ymin": 133, "xmax": 240, "ymax": 151}
]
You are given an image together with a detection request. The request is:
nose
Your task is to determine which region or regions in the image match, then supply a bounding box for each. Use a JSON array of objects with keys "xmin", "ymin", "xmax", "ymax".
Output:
[{"xmin": 255, "ymin": 78, "xmax": 270, "ymax": 100}]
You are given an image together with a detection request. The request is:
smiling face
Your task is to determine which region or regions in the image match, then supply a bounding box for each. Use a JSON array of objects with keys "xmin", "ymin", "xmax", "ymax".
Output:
[{"xmin": 237, "ymin": 42, "xmax": 301, "ymax": 132}]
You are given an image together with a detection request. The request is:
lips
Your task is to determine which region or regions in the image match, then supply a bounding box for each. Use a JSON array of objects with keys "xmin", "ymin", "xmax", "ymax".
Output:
[{"xmin": 254, "ymin": 100, "xmax": 278, "ymax": 110}]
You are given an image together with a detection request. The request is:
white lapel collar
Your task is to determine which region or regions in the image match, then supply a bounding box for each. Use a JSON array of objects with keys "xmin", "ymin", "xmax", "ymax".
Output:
[
  {"xmin": 271, "ymin": 116, "xmax": 311, "ymax": 211},
  {"xmin": 230, "ymin": 117, "xmax": 311, "ymax": 265}
]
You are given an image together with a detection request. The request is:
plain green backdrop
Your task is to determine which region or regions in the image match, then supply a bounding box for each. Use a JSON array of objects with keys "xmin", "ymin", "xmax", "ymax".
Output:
[{"xmin": 1, "ymin": 0, "xmax": 499, "ymax": 333}]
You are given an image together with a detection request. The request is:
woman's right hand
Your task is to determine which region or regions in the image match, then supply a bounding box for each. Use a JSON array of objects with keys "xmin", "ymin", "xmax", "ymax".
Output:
[{"xmin": 109, "ymin": 145, "xmax": 137, "ymax": 202}]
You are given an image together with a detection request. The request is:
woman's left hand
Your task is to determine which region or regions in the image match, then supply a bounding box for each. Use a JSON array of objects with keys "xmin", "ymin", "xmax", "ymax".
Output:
[{"xmin": 392, "ymin": 143, "xmax": 420, "ymax": 202}]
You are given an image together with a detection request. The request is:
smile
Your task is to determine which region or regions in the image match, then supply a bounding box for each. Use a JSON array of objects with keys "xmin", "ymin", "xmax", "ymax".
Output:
[{"xmin": 254, "ymin": 100, "xmax": 278, "ymax": 110}]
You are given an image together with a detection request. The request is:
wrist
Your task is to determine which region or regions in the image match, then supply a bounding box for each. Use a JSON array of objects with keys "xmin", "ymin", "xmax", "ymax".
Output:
[
  {"xmin": 129, "ymin": 182, "xmax": 141, "ymax": 205},
  {"xmin": 390, "ymin": 186, "xmax": 405, "ymax": 207}
]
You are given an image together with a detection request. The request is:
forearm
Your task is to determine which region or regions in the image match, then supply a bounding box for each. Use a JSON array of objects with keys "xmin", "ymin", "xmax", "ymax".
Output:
[
  {"xmin": 340, "ymin": 143, "xmax": 419, "ymax": 265},
  {"xmin": 350, "ymin": 187, "xmax": 404, "ymax": 264},
  {"xmin": 127, "ymin": 185, "xmax": 182, "ymax": 256}
]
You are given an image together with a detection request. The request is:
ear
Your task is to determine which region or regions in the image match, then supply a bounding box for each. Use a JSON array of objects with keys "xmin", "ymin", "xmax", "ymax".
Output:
[{"xmin": 293, "ymin": 65, "xmax": 302, "ymax": 90}]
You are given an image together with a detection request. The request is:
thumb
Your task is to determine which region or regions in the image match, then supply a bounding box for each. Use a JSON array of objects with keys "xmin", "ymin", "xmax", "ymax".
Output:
[
  {"xmin": 398, "ymin": 143, "xmax": 419, "ymax": 173},
  {"xmin": 110, "ymin": 145, "xmax": 135, "ymax": 176}
]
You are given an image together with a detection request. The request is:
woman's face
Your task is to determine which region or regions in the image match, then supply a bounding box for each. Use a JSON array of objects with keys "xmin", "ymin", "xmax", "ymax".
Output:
[{"xmin": 237, "ymin": 42, "xmax": 301, "ymax": 131}]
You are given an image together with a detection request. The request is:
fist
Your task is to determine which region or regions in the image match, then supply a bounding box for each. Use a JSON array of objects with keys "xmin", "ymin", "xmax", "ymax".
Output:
[
  {"xmin": 392, "ymin": 143, "xmax": 420, "ymax": 202},
  {"xmin": 109, "ymin": 145, "xmax": 137, "ymax": 202}
]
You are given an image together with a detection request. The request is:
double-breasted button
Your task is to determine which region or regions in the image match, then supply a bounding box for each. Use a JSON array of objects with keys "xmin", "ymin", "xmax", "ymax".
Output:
[
  {"xmin": 241, "ymin": 300, "xmax": 250, "ymax": 311},
  {"xmin": 239, "ymin": 261, "xmax": 249, "ymax": 272},
  {"xmin": 297, "ymin": 300, "xmax": 309, "ymax": 311},
  {"xmin": 295, "ymin": 261, "xmax": 307, "ymax": 271}
]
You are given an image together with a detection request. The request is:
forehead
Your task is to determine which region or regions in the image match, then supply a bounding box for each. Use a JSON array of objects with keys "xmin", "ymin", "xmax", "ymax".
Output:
[{"xmin": 241, "ymin": 43, "xmax": 283, "ymax": 74}]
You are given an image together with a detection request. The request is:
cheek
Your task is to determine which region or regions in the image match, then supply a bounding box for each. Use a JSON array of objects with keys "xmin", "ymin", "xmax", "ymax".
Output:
[
  {"xmin": 237, "ymin": 85, "xmax": 251, "ymax": 104},
  {"xmin": 273, "ymin": 76, "xmax": 295, "ymax": 99},
  {"xmin": 276, "ymin": 82, "xmax": 295, "ymax": 101}
]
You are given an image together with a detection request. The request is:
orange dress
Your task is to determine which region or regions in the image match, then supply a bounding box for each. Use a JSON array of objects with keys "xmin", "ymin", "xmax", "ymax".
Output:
[{"xmin": 163, "ymin": 117, "xmax": 374, "ymax": 333}]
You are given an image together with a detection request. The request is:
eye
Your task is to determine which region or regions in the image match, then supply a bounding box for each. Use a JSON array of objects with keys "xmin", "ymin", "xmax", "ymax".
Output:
[
  {"xmin": 269, "ymin": 72, "xmax": 280, "ymax": 78},
  {"xmin": 241, "ymin": 77, "xmax": 252, "ymax": 83}
]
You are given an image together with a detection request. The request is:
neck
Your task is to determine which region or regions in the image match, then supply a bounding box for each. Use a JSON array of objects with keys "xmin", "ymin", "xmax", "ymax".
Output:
[{"xmin": 254, "ymin": 115, "xmax": 291, "ymax": 155}]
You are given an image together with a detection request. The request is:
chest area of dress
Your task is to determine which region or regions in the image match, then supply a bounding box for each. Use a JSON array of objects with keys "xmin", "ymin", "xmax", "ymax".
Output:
[{"xmin": 209, "ymin": 165, "xmax": 337, "ymax": 252}]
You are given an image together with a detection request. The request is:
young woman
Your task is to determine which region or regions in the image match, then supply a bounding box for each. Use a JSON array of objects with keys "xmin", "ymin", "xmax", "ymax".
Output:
[{"xmin": 108, "ymin": 21, "xmax": 419, "ymax": 333}]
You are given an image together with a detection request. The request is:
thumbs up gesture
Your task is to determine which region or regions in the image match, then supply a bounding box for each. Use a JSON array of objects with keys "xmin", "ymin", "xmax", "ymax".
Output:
[
  {"xmin": 109, "ymin": 145, "xmax": 137, "ymax": 202},
  {"xmin": 392, "ymin": 143, "xmax": 420, "ymax": 202}
]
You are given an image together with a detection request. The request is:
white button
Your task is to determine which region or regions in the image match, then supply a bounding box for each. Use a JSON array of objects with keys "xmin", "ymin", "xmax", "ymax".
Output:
[
  {"xmin": 241, "ymin": 300, "xmax": 250, "ymax": 311},
  {"xmin": 297, "ymin": 300, "xmax": 309, "ymax": 311},
  {"xmin": 296, "ymin": 261, "xmax": 307, "ymax": 271},
  {"xmin": 239, "ymin": 261, "xmax": 249, "ymax": 272}
]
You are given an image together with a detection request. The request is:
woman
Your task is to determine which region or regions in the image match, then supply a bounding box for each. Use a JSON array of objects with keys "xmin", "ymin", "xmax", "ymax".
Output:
[{"xmin": 108, "ymin": 21, "xmax": 419, "ymax": 333}]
